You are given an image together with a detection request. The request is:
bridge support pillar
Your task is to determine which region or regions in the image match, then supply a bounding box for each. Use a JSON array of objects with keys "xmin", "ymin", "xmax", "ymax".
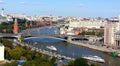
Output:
[{"xmin": 67, "ymin": 36, "xmax": 72, "ymax": 42}]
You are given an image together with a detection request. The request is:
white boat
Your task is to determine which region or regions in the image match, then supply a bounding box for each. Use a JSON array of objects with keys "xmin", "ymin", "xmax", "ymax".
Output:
[
  {"xmin": 83, "ymin": 55, "xmax": 105, "ymax": 63},
  {"xmin": 46, "ymin": 46, "xmax": 57, "ymax": 51}
]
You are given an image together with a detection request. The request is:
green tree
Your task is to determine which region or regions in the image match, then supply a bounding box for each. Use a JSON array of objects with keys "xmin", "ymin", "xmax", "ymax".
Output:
[
  {"xmin": 3, "ymin": 61, "xmax": 17, "ymax": 66},
  {"xmin": 67, "ymin": 60, "xmax": 75, "ymax": 66},
  {"xmin": 80, "ymin": 31, "xmax": 86, "ymax": 35},
  {"xmin": 2, "ymin": 39, "xmax": 13, "ymax": 48},
  {"xmin": 50, "ymin": 57, "xmax": 56, "ymax": 66},
  {"xmin": 9, "ymin": 47, "xmax": 25, "ymax": 60},
  {"xmin": 22, "ymin": 61, "xmax": 38, "ymax": 66},
  {"xmin": 39, "ymin": 62, "xmax": 51, "ymax": 66},
  {"xmin": 90, "ymin": 63, "xmax": 100, "ymax": 66},
  {"xmin": 74, "ymin": 57, "xmax": 89, "ymax": 66},
  {"xmin": 5, "ymin": 47, "xmax": 11, "ymax": 60}
]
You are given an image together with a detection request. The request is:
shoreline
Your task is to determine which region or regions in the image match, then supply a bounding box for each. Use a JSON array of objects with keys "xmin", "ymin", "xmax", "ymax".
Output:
[{"xmin": 68, "ymin": 41, "xmax": 120, "ymax": 54}]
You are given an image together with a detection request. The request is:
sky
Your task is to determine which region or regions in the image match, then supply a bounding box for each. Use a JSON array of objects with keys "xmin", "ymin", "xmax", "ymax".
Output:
[{"xmin": 0, "ymin": 0, "xmax": 120, "ymax": 17}]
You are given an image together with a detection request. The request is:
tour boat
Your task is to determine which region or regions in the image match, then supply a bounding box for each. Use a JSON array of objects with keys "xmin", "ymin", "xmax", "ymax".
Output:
[
  {"xmin": 83, "ymin": 55, "xmax": 105, "ymax": 63},
  {"xmin": 46, "ymin": 46, "xmax": 57, "ymax": 51}
]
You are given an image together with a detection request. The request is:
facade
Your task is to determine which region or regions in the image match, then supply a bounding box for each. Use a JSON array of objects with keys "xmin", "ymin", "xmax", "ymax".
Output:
[
  {"xmin": 63, "ymin": 21, "xmax": 105, "ymax": 35},
  {"xmin": 0, "ymin": 43, "xmax": 4, "ymax": 61},
  {"xmin": 115, "ymin": 16, "xmax": 120, "ymax": 48},
  {"xmin": 115, "ymin": 31, "xmax": 120, "ymax": 48},
  {"xmin": 104, "ymin": 22, "xmax": 120, "ymax": 47},
  {"xmin": 68, "ymin": 21, "xmax": 105, "ymax": 28}
]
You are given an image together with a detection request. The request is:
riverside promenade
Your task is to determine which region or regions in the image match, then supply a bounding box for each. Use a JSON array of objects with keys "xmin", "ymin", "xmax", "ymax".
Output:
[
  {"xmin": 68, "ymin": 41, "xmax": 120, "ymax": 54},
  {"xmin": 18, "ymin": 42, "xmax": 75, "ymax": 60}
]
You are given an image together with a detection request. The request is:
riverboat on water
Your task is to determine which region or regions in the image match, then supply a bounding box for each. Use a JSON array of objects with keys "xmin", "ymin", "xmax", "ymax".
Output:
[{"xmin": 83, "ymin": 55, "xmax": 105, "ymax": 63}]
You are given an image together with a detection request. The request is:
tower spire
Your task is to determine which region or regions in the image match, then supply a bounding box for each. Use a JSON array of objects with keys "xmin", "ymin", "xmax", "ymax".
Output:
[
  {"xmin": 29, "ymin": 21, "xmax": 32, "ymax": 27},
  {"xmin": 1, "ymin": 8, "xmax": 4, "ymax": 16},
  {"xmin": 25, "ymin": 21, "xmax": 28, "ymax": 28}
]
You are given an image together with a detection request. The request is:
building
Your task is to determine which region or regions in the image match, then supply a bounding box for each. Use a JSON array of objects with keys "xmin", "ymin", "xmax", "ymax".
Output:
[
  {"xmin": 13, "ymin": 19, "xmax": 19, "ymax": 34},
  {"xmin": 104, "ymin": 22, "xmax": 120, "ymax": 47},
  {"xmin": 114, "ymin": 15, "xmax": 120, "ymax": 48},
  {"xmin": 63, "ymin": 20, "xmax": 105, "ymax": 35},
  {"xmin": 0, "ymin": 43, "xmax": 4, "ymax": 61},
  {"xmin": 68, "ymin": 21, "xmax": 105, "ymax": 28},
  {"xmin": 0, "ymin": 8, "xmax": 13, "ymax": 23},
  {"xmin": 0, "ymin": 15, "xmax": 8, "ymax": 24},
  {"xmin": 1, "ymin": 8, "xmax": 4, "ymax": 17},
  {"xmin": 115, "ymin": 31, "xmax": 120, "ymax": 48}
]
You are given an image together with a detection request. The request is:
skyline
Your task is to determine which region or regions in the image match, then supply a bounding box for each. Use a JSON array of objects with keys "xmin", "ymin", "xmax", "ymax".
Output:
[{"xmin": 0, "ymin": 0, "xmax": 120, "ymax": 17}]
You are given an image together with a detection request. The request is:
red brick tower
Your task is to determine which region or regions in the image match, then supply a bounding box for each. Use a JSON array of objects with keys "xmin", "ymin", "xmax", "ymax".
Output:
[
  {"xmin": 25, "ymin": 21, "xmax": 28, "ymax": 28},
  {"xmin": 29, "ymin": 21, "xmax": 32, "ymax": 27},
  {"xmin": 13, "ymin": 19, "xmax": 19, "ymax": 34},
  {"xmin": 49, "ymin": 20, "xmax": 52, "ymax": 26}
]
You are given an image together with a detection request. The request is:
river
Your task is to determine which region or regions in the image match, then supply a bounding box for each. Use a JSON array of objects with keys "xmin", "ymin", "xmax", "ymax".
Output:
[{"xmin": 24, "ymin": 26, "xmax": 120, "ymax": 66}]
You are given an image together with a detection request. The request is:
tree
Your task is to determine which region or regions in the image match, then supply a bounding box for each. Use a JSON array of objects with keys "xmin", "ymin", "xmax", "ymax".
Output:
[
  {"xmin": 9, "ymin": 47, "xmax": 25, "ymax": 60},
  {"xmin": 22, "ymin": 61, "xmax": 38, "ymax": 66},
  {"xmin": 67, "ymin": 60, "xmax": 75, "ymax": 66},
  {"xmin": 5, "ymin": 47, "xmax": 11, "ymax": 60},
  {"xmin": 74, "ymin": 57, "xmax": 89, "ymax": 66},
  {"xmin": 80, "ymin": 31, "xmax": 86, "ymax": 35},
  {"xmin": 2, "ymin": 39, "xmax": 13, "ymax": 48},
  {"xmin": 90, "ymin": 63, "xmax": 100, "ymax": 66},
  {"xmin": 39, "ymin": 62, "xmax": 51, "ymax": 66},
  {"xmin": 3, "ymin": 61, "xmax": 17, "ymax": 66},
  {"xmin": 50, "ymin": 57, "xmax": 56, "ymax": 66}
]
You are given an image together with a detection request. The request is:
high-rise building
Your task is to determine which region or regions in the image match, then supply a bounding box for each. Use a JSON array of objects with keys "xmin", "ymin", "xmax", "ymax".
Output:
[
  {"xmin": 114, "ymin": 16, "xmax": 120, "ymax": 48},
  {"xmin": 104, "ymin": 22, "xmax": 120, "ymax": 47},
  {"xmin": 13, "ymin": 19, "xmax": 19, "ymax": 34}
]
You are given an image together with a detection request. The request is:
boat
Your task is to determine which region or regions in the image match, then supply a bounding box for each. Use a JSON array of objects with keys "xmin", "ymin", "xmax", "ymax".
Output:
[
  {"xmin": 46, "ymin": 46, "xmax": 57, "ymax": 51},
  {"xmin": 83, "ymin": 55, "xmax": 105, "ymax": 63}
]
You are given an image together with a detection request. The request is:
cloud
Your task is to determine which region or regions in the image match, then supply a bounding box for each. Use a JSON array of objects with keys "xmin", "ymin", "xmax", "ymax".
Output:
[
  {"xmin": 79, "ymin": 3, "xmax": 85, "ymax": 7},
  {"xmin": 19, "ymin": 2, "xmax": 26, "ymax": 5},
  {"xmin": 0, "ymin": 0, "xmax": 4, "ymax": 4},
  {"xmin": 32, "ymin": 2, "xmax": 44, "ymax": 5}
]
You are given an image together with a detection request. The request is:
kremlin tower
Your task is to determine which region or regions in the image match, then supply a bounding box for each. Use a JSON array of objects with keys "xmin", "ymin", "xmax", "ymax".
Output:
[
  {"xmin": 25, "ymin": 21, "xmax": 28, "ymax": 28},
  {"xmin": 29, "ymin": 21, "xmax": 33, "ymax": 27},
  {"xmin": 13, "ymin": 19, "xmax": 19, "ymax": 34}
]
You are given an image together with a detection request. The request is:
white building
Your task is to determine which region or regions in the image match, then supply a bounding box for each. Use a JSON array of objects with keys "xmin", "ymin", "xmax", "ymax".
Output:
[
  {"xmin": 68, "ymin": 21, "xmax": 105, "ymax": 28},
  {"xmin": 0, "ymin": 43, "xmax": 4, "ymax": 61},
  {"xmin": 1, "ymin": 8, "xmax": 5, "ymax": 17}
]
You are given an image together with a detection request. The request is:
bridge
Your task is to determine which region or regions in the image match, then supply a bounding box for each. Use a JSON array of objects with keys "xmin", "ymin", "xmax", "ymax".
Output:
[
  {"xmin": 0, "ymin": 32, "xmax": 68, "ymax": 42},
  {"xmin": 0, "ymin": 26, "xmax": 102, "ymax": 43},
  {"xmin": 0, "ymin": 33, "xmax": 19, "ymax": 38}
]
